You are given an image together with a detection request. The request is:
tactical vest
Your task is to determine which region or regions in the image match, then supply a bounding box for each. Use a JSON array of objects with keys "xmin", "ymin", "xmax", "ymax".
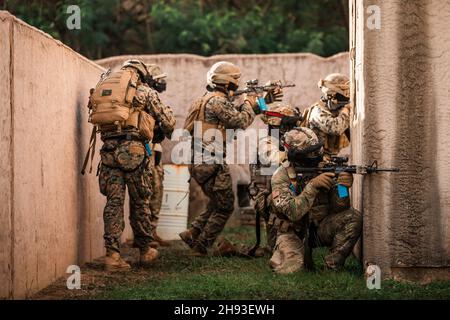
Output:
[
  {"xmin": 183, "ymin": 91, "xmax": 228, "ymax": 142},
  {"xmin": 269, "ymin": 165, "xmax": 329, "ymax": 234}
]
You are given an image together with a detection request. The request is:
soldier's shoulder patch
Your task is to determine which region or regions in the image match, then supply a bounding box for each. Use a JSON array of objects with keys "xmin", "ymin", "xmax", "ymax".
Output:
[{"xmin": 272, "ymin": 190, "xmax": 280, "ymax": 199}]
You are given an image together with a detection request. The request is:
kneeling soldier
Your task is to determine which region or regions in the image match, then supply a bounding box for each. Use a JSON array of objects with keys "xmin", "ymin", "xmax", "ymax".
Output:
[{"xmin": 269, "ymin": 127, "xmax": 362, "ymax": 274}]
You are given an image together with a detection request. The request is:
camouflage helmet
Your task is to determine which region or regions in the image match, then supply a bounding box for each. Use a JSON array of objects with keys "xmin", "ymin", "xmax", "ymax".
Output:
[
  {"xmin": 283, "ymin": 127, "xmax": 324, "ymax": 164},
  {"xmin": 261, "ymin": 103, "xmax": 297, "ymax": 126},
  {"xmin": 206, "ymin": 61, "xmax": 241, "ymax": 88},
  {"xmin": 121, "ymin": 59, "xmax": 149, "ymax": 77},
  {"xmin": 146, "ymin": 63, "xmax": 167, "ymax": 80},
  {"xmin": 318, "ymin": 73, "xmax": 350, "ymax": 99}
]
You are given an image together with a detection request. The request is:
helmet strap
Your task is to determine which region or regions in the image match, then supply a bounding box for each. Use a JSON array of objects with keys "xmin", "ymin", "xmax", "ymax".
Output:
[
  {"xmin": 227, "ymin": 82, "xmax": 239, "ymax": 92},
  {"xmin": 213, "ymin": 85, "xmax": 229, "ymax": 95}
]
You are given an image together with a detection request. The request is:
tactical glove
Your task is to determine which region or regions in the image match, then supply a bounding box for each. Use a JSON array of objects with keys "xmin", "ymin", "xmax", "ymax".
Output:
[
  {"xmin": 244, "ymin": 94, "xmax": 260, "ymax": 114},
  {"xmin": 309, "ymin": 172, "xmax": 335, "ymax": 190},
  {"xmin": 264, "ymin": 87, "xmax": 283, "ymax": 104},
  {"xmin": 337, "ymin": 172, "xmax": 353, "ymax": 188}
]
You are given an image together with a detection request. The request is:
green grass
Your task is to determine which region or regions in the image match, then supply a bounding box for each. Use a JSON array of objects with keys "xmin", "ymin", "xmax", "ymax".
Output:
[{"xmin": 96, "ymin": 226, "xmax": 450, "ymax": 300}]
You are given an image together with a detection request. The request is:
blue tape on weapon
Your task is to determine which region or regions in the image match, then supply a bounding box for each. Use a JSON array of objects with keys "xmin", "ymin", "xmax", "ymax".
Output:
[
  {"xmin": 257, "ymin": 97, "xmax": 268, "ymax": 112},
  {"xmin": 145, "ymin": 143, "xmax": 152, "ymax": 157},
  {"xmin": 289, "ymin": 183, "xmax": 297, "ymax": 195},
  {"xmin": 337, "ymin": 184, "xmax": 349, "ymax": 198}
]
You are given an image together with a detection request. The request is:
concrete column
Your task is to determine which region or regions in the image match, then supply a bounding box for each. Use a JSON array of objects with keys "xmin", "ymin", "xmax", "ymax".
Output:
[{"xmin": 351, "ymin": 0, "xmax": 450, "ymax": 281}]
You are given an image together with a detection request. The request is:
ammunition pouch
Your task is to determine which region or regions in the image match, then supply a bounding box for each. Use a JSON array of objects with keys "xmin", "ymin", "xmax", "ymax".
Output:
[
  {"xmin": 189, "ymin": 163, "xmax": 219, "ymax": 185},
  {"xmin": 100, "ymin": 137, "xmax": 147, "ymax": 172},
  {"xmin": 268, "ymin": 213, "xmax": 292, "ymax": 233}
]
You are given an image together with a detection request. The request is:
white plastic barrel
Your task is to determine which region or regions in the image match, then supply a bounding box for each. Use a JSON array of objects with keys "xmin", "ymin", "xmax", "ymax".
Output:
[{"xmin": 157, "ymin": 164, "xmax": 190, "ymax": 240}]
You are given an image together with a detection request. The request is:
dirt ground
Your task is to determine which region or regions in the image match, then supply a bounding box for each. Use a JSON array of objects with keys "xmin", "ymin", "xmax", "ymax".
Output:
[
  {"xmin": 31, "ymin": 226, "xmax": 450, "ymax": 300},
  {"xmin": 31, "ymin": 240, "xmax": 184, "ymax": 300}
]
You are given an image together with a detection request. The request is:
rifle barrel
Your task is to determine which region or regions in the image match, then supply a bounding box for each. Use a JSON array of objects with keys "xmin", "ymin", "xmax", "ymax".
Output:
[
  {"xmin": 294, "ymin": 166, "xmax": 400, "ymax": 174},
  {"xmin": 367, "ymin": 168, "xmax": 400, "ymax": 172},
  {"xmin": 233, "ymin": 83, "xmax": 295, "ymax": 96}
]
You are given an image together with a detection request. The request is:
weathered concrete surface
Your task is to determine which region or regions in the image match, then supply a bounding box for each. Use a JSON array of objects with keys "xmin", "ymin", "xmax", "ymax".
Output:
[
  {"xmin": 0, "ymin": 11, "xmax": 110, "ymax": 298},
  {"xmin": 0, "ymin": 12, "xmax": 13, "ymax": 299},
  {"xmin": 351, "ymin": 1, "xmax": 450, "ymax": 279},
  {"xmin": 97, "ymin": 53, "xmax": 350, "ymax": 221},
  {"xmin": 97, "ymin": 53, "xmax": 350, "ymax": 135}
]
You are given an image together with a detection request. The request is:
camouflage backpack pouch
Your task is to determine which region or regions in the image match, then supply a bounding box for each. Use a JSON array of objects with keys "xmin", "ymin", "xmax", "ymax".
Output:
[{"xmin": 100, "ymin": 140, "xmax": 146, "ymax": 172}]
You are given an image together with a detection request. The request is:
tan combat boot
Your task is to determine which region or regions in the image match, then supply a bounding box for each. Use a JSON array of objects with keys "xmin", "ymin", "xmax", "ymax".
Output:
[
  {"xmin": 189, "ymin": 242, "xmax": 208, "ymax": 257},
  {"xmin": 213, "ymin": 238, "xmax": 237, "ymax": 257},
  {"xmin": 104, "ymin": 252, "xmax": 131, "ymax": 272},
  {"xmin": 179, "ymin": 227, "xmax": 201, "ymax": 249},
  {"xmin": 153, "ymin": 232, "xmax": 171, "ymax": 247},
  {"xmin": 140, "ymin": 247, "xmax": 159, "ymax": 266},
  {"xmin": 149, "ymin": 241, "xmax": 159, "ymax": 249}
]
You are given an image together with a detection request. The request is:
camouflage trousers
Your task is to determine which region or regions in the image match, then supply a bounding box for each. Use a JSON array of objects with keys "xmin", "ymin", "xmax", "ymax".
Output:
[
  {"xmin": 99, "ymin": 164, "xmax": 154, "ymax": 253},
  {"xmin": 189, "ymin": 163, "xmax": 235, "ymax": 250},
  {"xmin": 149, "ymin": 162, "xmax": 164, "ymax": 231},
  {"xmin": 270, "ymin": 208, "xmax": 362, "ymax": 274}
]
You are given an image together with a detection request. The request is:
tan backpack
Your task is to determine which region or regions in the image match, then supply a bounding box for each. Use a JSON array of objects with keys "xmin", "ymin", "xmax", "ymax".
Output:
[
  {"xmin": 89, "ymin": 68, "xmax": 139, "ymax": 127},
  {"xmin": 82, "ymin": 68, "xmax": 155, "ymax": 175}
]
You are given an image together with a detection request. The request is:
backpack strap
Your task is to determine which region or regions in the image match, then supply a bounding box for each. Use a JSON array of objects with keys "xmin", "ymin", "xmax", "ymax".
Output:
[{"xmin": 81, "ymin": 126, "xmax": 97, "ymax": 175}]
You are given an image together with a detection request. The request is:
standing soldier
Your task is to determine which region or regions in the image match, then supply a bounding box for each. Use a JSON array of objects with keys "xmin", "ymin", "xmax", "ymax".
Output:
[
  {"xmin": 144, "ymin": 64, "xmax": 172, "ymax": 248},
  {"xmin": 179, "ymin": 61, "xmax": 282, "ymax": 255},
  {"xmin": 85, "ymin": 59, "xmax": 175, "ymax": 271},
  {"xmin": 148, "ymin": 143, "xmax": 170, "ymax": 248},
  {"xmin": 269, "ymin": 127, "xmax": 361, "ymax": 274},
  {"xmin": 301, "ymin": 73, "xmax": 351, "ymax": 161}
]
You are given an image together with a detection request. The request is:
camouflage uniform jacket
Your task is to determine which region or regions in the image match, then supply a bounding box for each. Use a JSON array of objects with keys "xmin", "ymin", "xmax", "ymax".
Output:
[
  {"xmin": 270, "ymin": 164, "xmax": 350, "ymax": 234},
  {"xmin": 134, "ymin": 83, "xmax": 176, "ymax": 139},
  {"xmin": 301, "ymin": 100, "xmax": 350, "ymax": 160},
  {"xmin": 201, "ymin": 91, "xmax": 255, "ymax": 160}
]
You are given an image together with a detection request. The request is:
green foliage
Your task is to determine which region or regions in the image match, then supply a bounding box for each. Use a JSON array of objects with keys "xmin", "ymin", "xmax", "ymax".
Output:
[{"xmin": 4, "ymin": 0, "xmax": 349, "ymax": 59}]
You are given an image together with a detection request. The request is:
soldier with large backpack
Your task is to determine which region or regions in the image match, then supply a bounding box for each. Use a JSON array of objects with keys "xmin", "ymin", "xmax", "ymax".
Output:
[{"xmin": 83, "ymin": 59, "xmax": 175, "ymax": 271}]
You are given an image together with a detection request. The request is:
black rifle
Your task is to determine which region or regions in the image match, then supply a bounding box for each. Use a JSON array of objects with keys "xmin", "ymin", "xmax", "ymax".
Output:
[
  {"xmin": 294, "ymin": 156, "xmax": 400, "ymax": 175},
  {"xmin": 247, "ymin": 181, "xmax": 262, "ymax": 257},
  {"xmin": 233, "ymin": 79, "xmax": 295, "ymax": 96}
]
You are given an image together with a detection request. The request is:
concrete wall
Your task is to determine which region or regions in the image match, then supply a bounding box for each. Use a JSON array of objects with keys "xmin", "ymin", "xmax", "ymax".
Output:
[
  {"xmin": 351, "ymin": 0, "xmax": 450, "ymax": 281},
  {"xmin": 97, "ymin": 53, "xmax": 350, "ymax": 220},
  {"xmin": 97, "ymin": 53, "xmax": 350, "ymax": 135},
  {"xmin": 0, "ymin": 11, "xmax": 13, "ymax": 299},
  {"xmin": 0, "ymin": 11, "xmax": 109, "ymax": 298}
]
